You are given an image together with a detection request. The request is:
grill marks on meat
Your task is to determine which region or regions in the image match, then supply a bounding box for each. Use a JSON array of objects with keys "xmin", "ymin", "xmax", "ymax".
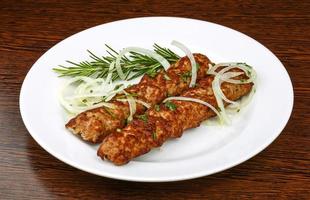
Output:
[
  {"xmin": 97, "ymin": 75, "xmax": 253, "ymax": 165},
  {"xmin": 66, "ymin": 54, "xmax": 211, "ymax": 143}
]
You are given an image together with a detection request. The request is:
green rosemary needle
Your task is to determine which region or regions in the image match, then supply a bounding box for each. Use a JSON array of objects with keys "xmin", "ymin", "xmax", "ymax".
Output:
[{"xmin": 53, "ymin": 44, "xmax": 180, "ymax": 81}]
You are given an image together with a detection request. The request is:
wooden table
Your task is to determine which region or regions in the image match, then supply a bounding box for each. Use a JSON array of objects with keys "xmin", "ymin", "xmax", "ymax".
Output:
[{"xmin": 1, "ymin": 1, "xmax": 309, "ymax": 199}]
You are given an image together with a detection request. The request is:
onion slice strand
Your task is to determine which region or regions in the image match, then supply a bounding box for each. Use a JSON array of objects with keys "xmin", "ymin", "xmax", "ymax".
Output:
[
  {"xmin": 123, "ymin": 90, "xmax": 137, "ymax": 122},
  {"xmin": 163, "ymin": 96, "xmax": 223, "ymax": 123},
  {"xmin": 171, "ymin": 40, "xmax": 197, "ymax": 87},
  {"xmin": 210, "ymin": 62, "xmax": 257, "ymax": 124},
  {"xmin": 117, "ymin": 99, "xmax": 151, "ymax": 109}
]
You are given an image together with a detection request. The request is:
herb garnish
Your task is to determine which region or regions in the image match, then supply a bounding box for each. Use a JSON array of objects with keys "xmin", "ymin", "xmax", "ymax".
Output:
[
  {"xmin": 137, "ymin": 114, "xmax": 148, "ymax": 123},
  {"xmin": 146, "ymin": 70, "xmax": 157, "ymax": 78},
  {"xmin": 196, "ymin": 63, "xmax": 200, "ymax": 70},
  {"xmin": 180, "ymin": 71, "xmax": 192, "ymax": 82},
  {"xmin": 164, "ymin": 73, "xmax": 171, "ymax": 80},
  {"xmin": 114, "ymin": 84, "xmax": 124, "ymax": 90},
  {"xmin": 155, "ymin": 104, "xmax": 160, "ymax": 112},
  {"xmin": 103, "ymin": 107, "xmax": 116, "ymax": 119},
  {"xmin": 165, "ymin": 101, "xmax": 177, "ymax": 111},
  {"xmin": 53, "ymin": 44, "xmax": 180, "ymax": 81},
  {"xmin": 117, "ymin": 92, "xmax": 138, "ymax": 99},
  {"xmin": 152, "ymin": 131, "xmax": 157, "ymax": 140}
]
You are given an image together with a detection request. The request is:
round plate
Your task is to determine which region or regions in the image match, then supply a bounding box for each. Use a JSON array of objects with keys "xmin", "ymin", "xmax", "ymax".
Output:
[{"xmin": 20, "ymin": 17, "xmax": 293, "ymax": 182}]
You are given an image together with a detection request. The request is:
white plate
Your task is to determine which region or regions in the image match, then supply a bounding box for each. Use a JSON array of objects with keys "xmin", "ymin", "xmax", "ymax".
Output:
[{"xmin": 20, "ymin": 17, "xmax": 293, "ymax": 182}]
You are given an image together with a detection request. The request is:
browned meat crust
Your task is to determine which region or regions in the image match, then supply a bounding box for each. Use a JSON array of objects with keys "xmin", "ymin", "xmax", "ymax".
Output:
[
  {"xmin": 66, "ymin": 54, "xmax": 211, "ymax": 143},
  {"xmin": 97, "ymin": 74, "xmax": 253, "ymax": 165}
]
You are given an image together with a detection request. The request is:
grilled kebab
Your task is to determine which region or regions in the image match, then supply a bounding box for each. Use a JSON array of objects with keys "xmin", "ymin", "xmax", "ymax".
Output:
[
  {"xmin": 66, "ymin": 54, "xmax": 211, "ymax": 143},
  {"xmin": 97, "ymin": 72, "xmax": 253, "ymax": 165}
]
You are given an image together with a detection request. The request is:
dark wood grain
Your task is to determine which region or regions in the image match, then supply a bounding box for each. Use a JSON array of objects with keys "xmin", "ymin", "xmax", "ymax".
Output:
[{"xmin": 1, "ymin": 0, "xmax": 309, "ymax": 199}]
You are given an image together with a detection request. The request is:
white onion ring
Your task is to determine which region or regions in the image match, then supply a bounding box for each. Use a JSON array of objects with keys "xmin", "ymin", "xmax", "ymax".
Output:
[
  {"xmin": 117, "ymin": 99, "xmax": 151, "ymax": 109},
  {"xmin": 123, "ymin": 90, "xmax": 136, "ymax": 122},
  {"xmin": 105, "ymin": 61, "xmax": 115, "ymax": 83},
  {"xmin": 171, "ymin": 40, "xmax": 197, "ymax": 87},
  {"xmin": 211, "ymin": 63, "xmax": 257, "ymax": 124},
  {"xmin": 163, "ymin": 96, "xmax": 223, "ymax": 123},
  {"xmin": 59, "ymin": 76, "xmax": 116, "ymax": 115}
]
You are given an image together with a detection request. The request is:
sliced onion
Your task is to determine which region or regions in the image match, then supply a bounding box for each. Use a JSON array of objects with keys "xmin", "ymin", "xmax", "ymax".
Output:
[
  {"xmin": 161, "ymin": 62, "xmax": 257, "ymax": 125},
  {"xmin": 65, "ymin": 84, "xmax": 125, "ymax": 101},
  {"xmin": 207, "ymin": 62, "xmax": 239, "ymax": 75},
  {"xmin": 239, "ymin": 76, "xmax": 257, "ymax": 108},
  {"xmin": 123, "ymin": 90, "xmax": 136, "ymax": 122},
  {"xmin": 105, "ymin": 61, "xmax": 115, "ymax": 83},
  {"xmin": 171, "ymin": 40, "xmax": 197, "ymax": 87},
  {"xmin": 214, "ymin": 72, "xmax": 244, "ymax": 107},
  {"xmin": 208, "ymin": 63, "xmax": 253, "ymax": 77},
  {"xmin": 117, "ymin": 99, "xmax": 151, "ymax": 109},
  {"xmin": 163, "ymin": 96, "xmax": 223, "ymax": 122},
  {"xmin": 212, "ymin": 72, "xmax": 242, "ymax": 122},
  {"xmin": 135, "ymin": 99, "xmax": 151, "ymax": 108},
  {"xmin": 104, "ymin": 93, "xmax": 117, "ymax": 102},
  {"xmin": 103, "ymin": 84, "xmax": 126, "ymax": 102},
  {"xmin": 211, "ymin": 63, "xmax": 257, "ymax": 124},
  {"xmin": 220, "ymin": 71, "xmax": 244, "ymax": 81},
  {"xmin": 218, "ymin": 66, "xmax": 255, "ymax": 83},
  {"xmin": 212, "ymin": 71, "xmax": 242, "ymax": 123},
  {"xmin": 212, "ymin": 77, "xmax": 233, "ymax": 124},
  {"xmin": 74, "ymin": 77, "xmax": 111, "ymax": 95},
  {"xmin": 116, "ymin": 47, "xmax": 171, "ymax": 80},
  {"xmin": 65, "ymin": 92, "xmax": 114, "ymax": 100},
  {"xmin": 213, "ymin": 64, "xmax": 256, "ymax": 107},
  {"xmin": 59, "ymin": 76, "xmax": 118, "ymax": 115},
  {"xmin": 59, "ymin": 93, "xmax": 115, "ymax": 115}
]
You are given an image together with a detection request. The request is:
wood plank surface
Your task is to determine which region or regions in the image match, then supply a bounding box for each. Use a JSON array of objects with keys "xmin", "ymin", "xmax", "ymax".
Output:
[{"xmin": 0, "ymin": 0, "xmax": 309, "ymax": 199}]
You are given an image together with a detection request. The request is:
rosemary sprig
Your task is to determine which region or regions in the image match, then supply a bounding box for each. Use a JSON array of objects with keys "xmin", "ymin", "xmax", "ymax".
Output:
[{"xmin": 53, "ymin": 44, "xmax": 180, "ymax": 81}]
